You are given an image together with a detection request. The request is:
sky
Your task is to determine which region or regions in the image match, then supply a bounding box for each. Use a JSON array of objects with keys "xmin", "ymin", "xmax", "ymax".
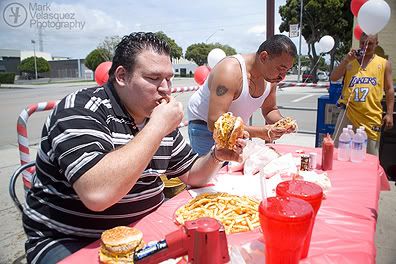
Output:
[{"xmin": 0, "ymin": 0, "xmax": 308, "ymax": 59}]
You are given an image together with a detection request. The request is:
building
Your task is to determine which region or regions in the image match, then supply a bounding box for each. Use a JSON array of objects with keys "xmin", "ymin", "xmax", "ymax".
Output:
[
  {"xmin": 0, "ymin": 48, "xmax": 93, "ymax": 79},
  {"xmin": 172, "ymin": 57, "xmax": 198, "ymax": 77},
  {"xmin": 47, "ymin": 59, "xmax": 91, "ymax": 79},
  {"xmin": 0, "ymin": 49, "xmax": 20, "ymax": 73}
]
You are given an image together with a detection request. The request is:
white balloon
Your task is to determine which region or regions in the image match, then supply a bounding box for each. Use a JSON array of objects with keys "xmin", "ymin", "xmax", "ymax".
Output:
[
  {"xmin": 318, "ymin": 35, "xmax": 335, "ymax": 53},
  {"xmin": 315, "ymin": 42, "xmax": 322, "ymax": 54},
  {"xmin": 357, "ymin": 0, "xmax": 391, "ymax": 35},
  {"xmin": 207, "ymin": 48, "xmax": 226, "ymax": 69}
]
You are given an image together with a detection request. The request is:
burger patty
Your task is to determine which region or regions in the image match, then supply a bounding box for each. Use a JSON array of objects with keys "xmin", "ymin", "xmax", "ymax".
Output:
[
  {"xmin": 99, "ymin": 247, "xmax": 135, "ymax": 264},
  {"xmin": 101, "ymin": 240, "xmax": 144, "ymax": 255}
]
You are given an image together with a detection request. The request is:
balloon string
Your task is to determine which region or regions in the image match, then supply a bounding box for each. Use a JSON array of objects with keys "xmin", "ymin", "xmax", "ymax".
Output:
[
  {"xmin": 359, "ymin": 39, "xmax": 369, "ymax": 69},
  {"xmin": 333, "ymin": 39, "xmax": 369, "ymax": 138},
  {"xmin": 302, "ymin": 55, "xmax": 324, "ymax": 84}
]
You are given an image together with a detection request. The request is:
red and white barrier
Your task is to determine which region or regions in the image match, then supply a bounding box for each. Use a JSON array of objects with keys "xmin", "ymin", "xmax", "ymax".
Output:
[
  {"xmin": 277, "ymin": 82, "xmax": 330, "ymax": 88},
  {"xmin": 171, "ymin": 86, "xmax": 200, "ymax": 93},
  {"xmin": 169, "ymin": 82, "xmax": 330, "ymax": 92},
  {"xmin": 17, "ymin": 101, "xmax": 59, "ymax": 188}
]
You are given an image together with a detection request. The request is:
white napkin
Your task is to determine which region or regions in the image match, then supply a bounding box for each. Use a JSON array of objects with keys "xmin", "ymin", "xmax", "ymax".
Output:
[
  {"xmin": 188, "ymin": 153, "xmax": 332, "ymax": 199},
  {"xmin": 261, "ymin": 153, "xmax": 299, "ymax": 176},
  {"xmin": 188, "ymin": 174, "xmax": 281, "ymax": 200},
  {"xmin": 298, "ymin": 170, "xmax": 332, "ymax": 195}
]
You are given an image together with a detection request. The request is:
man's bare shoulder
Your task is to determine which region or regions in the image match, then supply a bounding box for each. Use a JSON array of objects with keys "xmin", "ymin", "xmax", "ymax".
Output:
[
  {"xmin": 208, "ymin": 57, "xmax": 242, "ymax": 95},
  {"xmin": 213, "ymin": 56, "xmax": 242, "ymax": 77}
]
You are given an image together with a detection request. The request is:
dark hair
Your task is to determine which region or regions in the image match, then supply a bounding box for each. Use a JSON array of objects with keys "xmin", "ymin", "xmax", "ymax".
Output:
[
  {"xmin": 360, "ymin": 32, "xmax": 378, "ymax": 41},
  {"xmin": 108, "ymin": 32, "xmax": 171, "ymax": 82},
  {"xmin": 257, "ymin": 34, "xmax": 297, "ymax": 58}
]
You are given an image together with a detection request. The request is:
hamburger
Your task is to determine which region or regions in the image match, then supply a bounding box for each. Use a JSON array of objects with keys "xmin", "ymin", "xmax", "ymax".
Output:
[
  {"xmin": 213, "ymin": 112, "xmax": 244, "ymax": 149},
  {"xmin": 273, "ymin": 117, "xmax": 297, "ymax": 131},
  {"xmin": 99, "ymin": 226, "xmax": 144, "ymax": 264}
]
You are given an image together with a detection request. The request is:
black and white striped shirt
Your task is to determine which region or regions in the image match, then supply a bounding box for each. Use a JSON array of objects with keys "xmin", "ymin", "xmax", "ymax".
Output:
[{"xmin": 23, "ymin": 83, "xmax": 198, "ymax": 263}]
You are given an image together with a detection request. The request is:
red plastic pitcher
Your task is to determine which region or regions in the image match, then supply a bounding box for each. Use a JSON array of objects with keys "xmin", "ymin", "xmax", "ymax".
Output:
[
  {"xmin": 276, "ymin": 180, "xmax": 323, "ymax": 258},
  {"xmin": 259, "ymin": 196, "xmax": 313, "ymax": 264}
]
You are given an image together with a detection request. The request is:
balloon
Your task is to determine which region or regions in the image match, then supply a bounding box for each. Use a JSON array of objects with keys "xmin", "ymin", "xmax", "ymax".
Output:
[
  {"xmin": 317, "ymin": 35, "xmax": 335, "ymax": 53},
  {"xmin": 194, "ymin": 65, "xmax": 210, "ymax": 85},
  {"xmin": 207, "ymin": 48, "xmax": 226, "ymax": 69},
  {"xmin": 350, "ymin": 0, "xmax": 367, "ymax": 16},
  {"xmin": 358, "ymin": 0, "xmax": 391, "ymax": 35},
  {"xmin": 95, "ymin": 61, "xmax": 112, "ymax": 86},
  {"xmin": 354, "ymin": 24, "xmax": 363, "ymax": 40}
]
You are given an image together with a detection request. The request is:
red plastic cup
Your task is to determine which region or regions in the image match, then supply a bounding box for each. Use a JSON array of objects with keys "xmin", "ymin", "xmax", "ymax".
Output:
[
  {"xmin": 259, "ymin": 196, "xmax": 313, "ymax": 264},
  {"xmin": 276, "ymin": 180, "xmax": 323, "ymax": 259}
]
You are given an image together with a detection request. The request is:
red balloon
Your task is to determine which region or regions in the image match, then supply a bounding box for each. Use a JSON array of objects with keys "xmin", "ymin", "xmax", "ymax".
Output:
[
  {"xmin": 354, "ymin": 24, "xmax": 363, "ymax": 40},
  {"xmin": 95, "ymin": 61, "xmax": 112, "ymax": 86},
  {"xmin": 194, "ymin": 66, "xmax": 210, "ymax": 85},
  {"xmin": 350, "ymin": 0, "xmax": 367, "ymax": 17}
]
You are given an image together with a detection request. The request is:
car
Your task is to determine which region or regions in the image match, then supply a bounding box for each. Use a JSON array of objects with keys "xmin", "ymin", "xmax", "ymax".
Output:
[
  {"xmin": 302, "ymin": 70, "xmax": 314, "ymax": 83},
  {"xmin": 317, "ymin": 71, "xmax": 329, "ymax": 81}
]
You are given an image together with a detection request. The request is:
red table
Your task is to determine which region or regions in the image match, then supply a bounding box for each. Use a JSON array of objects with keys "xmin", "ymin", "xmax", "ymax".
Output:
[{"xmin": 60, "ymin": 144, "xmax": 390, "ymax": 264}]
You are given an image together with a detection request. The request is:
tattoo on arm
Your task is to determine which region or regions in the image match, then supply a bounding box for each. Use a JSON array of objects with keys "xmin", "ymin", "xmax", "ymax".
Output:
[{"xmin": 216, "ymin": 85, "xmax": 228, "ymax": 96}]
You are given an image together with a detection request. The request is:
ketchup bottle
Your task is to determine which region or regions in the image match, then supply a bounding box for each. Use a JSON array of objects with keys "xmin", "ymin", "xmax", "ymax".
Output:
[{"xmin": 321, "ymin": 134, "xmax": 334, "ymax": 171}]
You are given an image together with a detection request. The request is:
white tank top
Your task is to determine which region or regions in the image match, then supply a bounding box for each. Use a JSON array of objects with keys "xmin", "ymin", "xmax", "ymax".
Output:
[{"xmin": 187, "ymin": 54, "xmax": 271, "ymax": 123}]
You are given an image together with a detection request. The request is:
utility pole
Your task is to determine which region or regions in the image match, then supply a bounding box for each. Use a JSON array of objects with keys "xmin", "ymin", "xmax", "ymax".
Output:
[
  {"xmin": 38, "ymin": 27, "xmax": 44, "ymax": 52},
  {"xmin": 31, "ymin": 40, "xmax": 38, "ymax": 80},
  {"xmin": 297, "ymin": 0, "xmax": 303, "ymax": 83},
  {"xmin": 266, "ymin": 0, "xmax": 275, "ymax": 39}
]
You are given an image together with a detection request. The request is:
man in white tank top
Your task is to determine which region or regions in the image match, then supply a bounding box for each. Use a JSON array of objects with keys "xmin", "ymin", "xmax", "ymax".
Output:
[{"xmin": 187, "ymin": 35, "xmax": 297, "ymax": 155}]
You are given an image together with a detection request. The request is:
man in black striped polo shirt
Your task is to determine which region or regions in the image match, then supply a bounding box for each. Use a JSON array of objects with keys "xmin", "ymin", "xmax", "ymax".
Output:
[{"xmin": 22, "ymin": 32, "xmax": 245, "ymax": 264}]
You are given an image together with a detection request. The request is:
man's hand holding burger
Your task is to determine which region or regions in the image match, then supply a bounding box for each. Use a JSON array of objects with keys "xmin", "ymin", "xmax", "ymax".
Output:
[
  {"xmin": 179, "ymin": 112, "xmax": 248, "ymax": 187},
  {"xmin": 264, "ymin": 116, "xmax": 297, "ymax": 142},
  {"xmin": 212, "ymin": 112, "xmax": 249, "ymax": 163},
  {"xmin": 262, "ymin": 125, "xmax": 285, "ymax": 142},
  {"xmin": 212, "ymin": 134, "xmax": 248, "ymax": 163}
]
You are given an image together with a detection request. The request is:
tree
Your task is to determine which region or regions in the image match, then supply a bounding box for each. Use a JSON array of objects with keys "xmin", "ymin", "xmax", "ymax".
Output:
[
  {"xmin": 18, "ymin": 56, "xmax": 50, "ymax": 73},
  {"xmin": 211, "ymin": 43, "xmax": 237, "ymax": 57},
  {"xmin": 84, "ymin": 48, "xmax": 111, "ymax": 72},
  {"xmin": 97, "ymin": 35, "xmax": 121, "ymax": 61},
  {"xmin": 185, "ymin": 43, "xmax": 237, "ymax": 66},
  {"xmin": 97, "ymin": 32, "xmax": 183, "ymax": 60},
  {"xmin": 155, "ymin": 31, "xmax": 183, "ymax": 59},
  {"xmin": 279, "ymin": 0, "xmax": 353, "ymax": 81}
]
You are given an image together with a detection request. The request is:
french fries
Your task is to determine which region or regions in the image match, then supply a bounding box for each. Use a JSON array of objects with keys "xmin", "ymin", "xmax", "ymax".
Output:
[{"xmin": 175, "ymin": 192, "xmax": 260, "ymax": 234}]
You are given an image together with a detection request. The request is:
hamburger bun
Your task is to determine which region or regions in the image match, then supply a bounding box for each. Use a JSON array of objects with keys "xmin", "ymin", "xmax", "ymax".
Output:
[
  {"xmin": 213, "ymin": 112, "xmax": 244, "ymax": 149},
  {"xmin": 273, "ymin": 117, "xmax": 297, "ymax": 131},
  {"xmin": 99, "ymin": 226, "xmax": 144, "ymax": 264}
]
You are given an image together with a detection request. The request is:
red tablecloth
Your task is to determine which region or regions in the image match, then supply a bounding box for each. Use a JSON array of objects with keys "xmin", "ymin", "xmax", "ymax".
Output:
[{"xmin": 60, "ymin": 144, "xmax": 390, "ymax": 264}]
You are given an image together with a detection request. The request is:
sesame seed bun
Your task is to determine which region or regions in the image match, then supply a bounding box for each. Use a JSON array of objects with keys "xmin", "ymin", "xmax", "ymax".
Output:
[{"xmin": 99, "ymin": 226, "xmax": 144, "ymax": 264}]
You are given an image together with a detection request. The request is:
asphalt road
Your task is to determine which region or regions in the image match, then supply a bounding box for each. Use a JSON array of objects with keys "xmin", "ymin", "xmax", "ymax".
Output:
[{"xmin": 0, "ymin": 78, "xmax": 327, "ymax": 147}]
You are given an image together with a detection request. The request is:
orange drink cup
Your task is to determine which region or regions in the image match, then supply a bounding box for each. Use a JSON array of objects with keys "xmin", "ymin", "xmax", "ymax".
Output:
[
  {"xmin": 259, "ymin": 196, "xmax": 313, "ymax": 264},
  {"xmin": 276, "ymin": 180, "xmax": 323, "ymax": 258}
]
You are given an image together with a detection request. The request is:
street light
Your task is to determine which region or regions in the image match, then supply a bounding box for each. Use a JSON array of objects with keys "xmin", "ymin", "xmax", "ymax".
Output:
[
  {"xmin": 31, "ymin": 40, "xmax": 38, "ymax": 80},
  {"xmin": 297, "ymin": 0, "xmax": 303, "ymax": 83},
  {"xmin": 205, "ymin": 29, "xmax": 224, "ymax": 43}
]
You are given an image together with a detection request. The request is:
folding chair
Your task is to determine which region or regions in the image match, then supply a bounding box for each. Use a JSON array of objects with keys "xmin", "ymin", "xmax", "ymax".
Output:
[{"xmin": 9, "ymin": 101, "xmax": 59, "ymax": 212}]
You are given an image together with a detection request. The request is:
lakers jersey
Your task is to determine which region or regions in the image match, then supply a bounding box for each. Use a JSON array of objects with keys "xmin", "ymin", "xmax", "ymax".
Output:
[{"xmin": 338, "ymin": 55, "xmax": 387, "ymax": 141}]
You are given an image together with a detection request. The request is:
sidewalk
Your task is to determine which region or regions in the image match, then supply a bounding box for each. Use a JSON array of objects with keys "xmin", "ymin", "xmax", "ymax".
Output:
[{"xmin": 0, "ymin": 131, "xmax": 395, "ymax": 263}]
